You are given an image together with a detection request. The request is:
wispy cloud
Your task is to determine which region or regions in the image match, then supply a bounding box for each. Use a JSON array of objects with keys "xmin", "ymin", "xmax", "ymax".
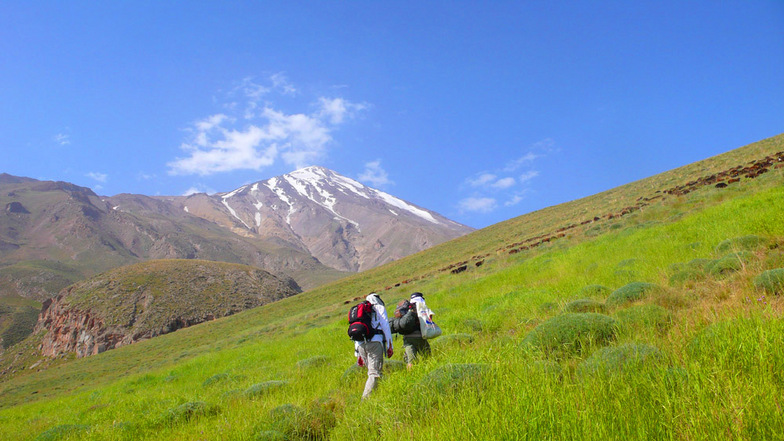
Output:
[
  {"xmin": 86, "ymin": 172, "xmax": 108, "ymax": 182},
  {"xmin": 358, "ymin": 160, "xmax": 393, "ymax": 187},
  {"xmin": 458, "ymin": 139, "xmax": 554, "ymax": 215},
  {"xmin": 168, "ymin": 75, "xmax": 366, "ymax": 176},
  {"xmin": 458, "ymin": 197, "xmax": 497, "ymax": 213},
  {"xmin": 53, "ymin": 133, "xmax": 71, "ymax": 146}
]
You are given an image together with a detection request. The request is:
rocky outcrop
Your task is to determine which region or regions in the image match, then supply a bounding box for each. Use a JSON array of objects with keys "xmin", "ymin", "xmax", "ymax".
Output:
[
  {"xmin": 36, "ymin": 295, "xmax": 128, "ymax": 357},
  {"xmin": 34, "ymin": 259, "xmax": 301, "ymax": 358}
]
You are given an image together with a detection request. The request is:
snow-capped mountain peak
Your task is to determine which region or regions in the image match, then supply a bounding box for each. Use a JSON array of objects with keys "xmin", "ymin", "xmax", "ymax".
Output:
[{"xmin": 212, "ymin": 166, "xmax": 472, "ymax": 272}]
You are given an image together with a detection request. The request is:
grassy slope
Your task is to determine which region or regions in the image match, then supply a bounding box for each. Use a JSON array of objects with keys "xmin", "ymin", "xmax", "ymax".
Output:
[{"xmin": 0, "ymin": 134, "xmax": 783, "ymax": 440}]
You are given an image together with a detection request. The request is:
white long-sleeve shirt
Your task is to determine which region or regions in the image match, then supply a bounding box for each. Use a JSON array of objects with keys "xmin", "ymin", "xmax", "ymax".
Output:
[{"xmin": 354, "ymin": 294, "xmax": 393, "ymax": 355}]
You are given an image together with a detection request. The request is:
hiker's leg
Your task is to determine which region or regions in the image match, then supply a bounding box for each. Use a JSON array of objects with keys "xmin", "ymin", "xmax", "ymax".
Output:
[
  {"xmin": 362, "ymin": 341, "xmax": 384, "ymax": 399},
  {"xmin": 419, "ymin": 338, "xmax": 431, "ymax": 358},
  {"xmin": 403, "ymin": 337, "xmax": 416, "ymax": 367}
]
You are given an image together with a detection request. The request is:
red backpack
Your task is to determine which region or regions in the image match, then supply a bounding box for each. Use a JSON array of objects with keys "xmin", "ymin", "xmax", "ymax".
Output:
[{"xmin": 347, "ymin": 300, "xmax": 377, "ymax": 341}]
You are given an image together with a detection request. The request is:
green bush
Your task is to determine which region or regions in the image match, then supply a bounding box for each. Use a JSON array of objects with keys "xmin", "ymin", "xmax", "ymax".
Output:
[
  {"xmin": 606, "ymin": 282, "xmax": 660, "ymax": 307},
  {"xmin": 578, "ymin": 343, "xmax": 666, "ymax": 378},
  {"xmin": 244, "ymin": 381, "xmax": 287, "ymax": 398},
  {"xmin": 614, "ymin": 304, "xmax": 672, "ymax": 333},
  {"xmin": 706, "ymin": 252, "xmax": 754, "ymax": 277},
  {"xmin": 35, "ymin": 424, "xmax": 90, "ymax": 441},
  {"xmin": 463, "ymin": 318, "xmax": 484, "ymax": 332},
  {"xmin": 669, "ymin": 258, "xmax": 712, "ymax": 284},
  {"xmin": 432, "ymin": 333, "xmax": 474, "ymax": 349},
  {"xmin": 715, "ymin": 235, "xmax": 767, "ymax": 253},
  {"xmin": 578, "ymin": 285, "xmax": 612, "ymax": 297},
  {"xmin": 563, "ymin": 299, "xmax": 606, "ymax": 313},
  {"xmin": 340, "ymin": 364, "xmax": 363, "ymax": 384},
  {"xmin": 165, "ymin": 401, "xmax": 219, "ymax": 424},
  {"xmin": 418, "ymin": 363, "xmax": 488, "ymax": 395},
  {"xmin": 521, "ymin": 313, "xmax": 617, "ymax": 354},
  {"xmin": 267, "ymin": 403, "xmax": 336, "ymax": 440},
  {"xmin": 296, "ymin": 355, "xmax": 329, "ymax": 369},
  {"xmin": 754, "ymin": 268, "xmax": 784, "ymax": 295},
  {"xmin": 202, "ymin": 372, "xmax": 244, "ymax": 387}
]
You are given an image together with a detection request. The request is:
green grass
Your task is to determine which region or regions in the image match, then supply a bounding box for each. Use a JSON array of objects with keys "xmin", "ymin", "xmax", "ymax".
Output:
[{"xmin": 0, "ymin": 135, "xmax": 783, "ymax": 439}]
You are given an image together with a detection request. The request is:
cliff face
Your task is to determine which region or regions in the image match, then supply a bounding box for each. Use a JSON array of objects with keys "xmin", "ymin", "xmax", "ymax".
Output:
[
  {"xmin": 36, "ymin": 295, "xmax": 127, "ymax": 357},
  {"xmin": 34, "ymin": 259, "xmax": 300, "ymax": 358}
]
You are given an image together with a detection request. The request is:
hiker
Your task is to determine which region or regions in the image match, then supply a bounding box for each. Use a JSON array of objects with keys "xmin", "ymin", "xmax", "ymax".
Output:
[
  {"xmin": 352, "ymin": 293, "xmax": 393, "ymax": 399},
  {"xmin": 401, "ymin": 292, "xmax": 433, "ymax": 370}
]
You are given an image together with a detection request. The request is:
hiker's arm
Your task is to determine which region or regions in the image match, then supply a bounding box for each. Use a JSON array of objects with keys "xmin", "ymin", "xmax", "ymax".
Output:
[{"xmin": 374, "ymin": 304, "xmax": 393, "ymax": 350}]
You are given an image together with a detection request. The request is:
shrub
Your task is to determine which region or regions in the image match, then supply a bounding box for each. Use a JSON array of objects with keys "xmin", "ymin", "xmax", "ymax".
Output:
[
  {"xmin": 606, "ymin": 282, "xmax": 660, "ymax": 307},
  {"xmin": 296, "ymin": 355, "xmax": 329, "ymax": 369},
  {"xmin": 578, "ymin": 343, "xmax": 666, "ymax": 378},
  {"xmin": 432, "ymin": 333, "xmax": 474, "ymax": 349},
  {"xmin": 35, "ymin": 424, "xmax": 90, "ymax": 441},
  {"xmin": 521, "ymin": 313, "xmax": 617, "ymax": 354},
  {"xmin": 165, "ymin": 401, "xmax": 219, "ymax": 424},
  {"xmin": 340, "ymin": 364, "xmax": 363, "ymax": 384},
  {"xmin": 614, "ymin": 304, "xmax": 672, "ymax": 333},
  {"xmin": 418, "ymin": 363, "xmax": 488, "ymax": 395},
  {"xmin": 563, "ymin": 299, "xmax": 606, "ymax": 313},
  {"xmin": 715, "ymin": 235, "xmax": 767, "ymax": 253},
  {"xmin": 463, "ymin": 318, "xmax": 484, "ymax": 332},
  {"xmin": 754, "ymin": 268, "xmax": 784, "ymax": 295},
  {"xmin": 244, "ymin": 381, "xmax": 287, "ymax": 398},
  {"xmin": 669, "ymin": 259, "xmax": 712, "ymax": 284},
  {"xmin": 706, "ymin": 252, "xmax": 754, "ymax": 277},
  {"xmin": 202, "ymin": 372, "xmax": 244, "ymax": 387},
  {"xmin": 578, "ymin": 285, "xmax": 612, "ymax": 297},
  {"xmin": 267, "ymin": 403, "xmax": 336, "ymax": 440}
]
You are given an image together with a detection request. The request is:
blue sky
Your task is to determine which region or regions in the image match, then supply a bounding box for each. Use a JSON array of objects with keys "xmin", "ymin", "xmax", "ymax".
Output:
[{"xmin": 2, "ymin": 2, "xmax": 782, "ymax": 229}]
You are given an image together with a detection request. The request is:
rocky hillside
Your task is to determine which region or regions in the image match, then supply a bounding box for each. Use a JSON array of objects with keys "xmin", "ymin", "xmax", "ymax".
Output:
[{"xmin": 35, "ymin": 259, "xmax": 299, "ymax": 358}]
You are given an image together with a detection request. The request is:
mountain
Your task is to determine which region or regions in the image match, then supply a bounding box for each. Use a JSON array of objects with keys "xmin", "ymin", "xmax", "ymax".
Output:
[
  {"xmin": 152, "ymin": 166, "xmax": 473, "ymax": 272},
  {"xmin": 0, "ymin": 168, "xmax": 471, "ymax": 349}
]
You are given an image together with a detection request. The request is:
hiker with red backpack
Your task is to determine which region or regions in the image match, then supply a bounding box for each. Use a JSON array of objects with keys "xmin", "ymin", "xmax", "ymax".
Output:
[{"xmin": 347, "ymin": 293, "xmax": 393, "ymax": 399}]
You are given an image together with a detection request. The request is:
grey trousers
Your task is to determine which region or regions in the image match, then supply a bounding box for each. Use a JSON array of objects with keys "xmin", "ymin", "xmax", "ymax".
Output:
[
  {"xmin": 403, "ymin": 336, "xmax": 431, "ymax": 364},
  {"xmin": 357, "ymin": 340, "xmax": 384, "ymax": 399}
]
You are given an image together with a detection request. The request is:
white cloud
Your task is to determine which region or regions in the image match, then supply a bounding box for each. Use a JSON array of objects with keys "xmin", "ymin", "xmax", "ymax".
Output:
[
  {"xmin": 491, "ymin": 177, "xmax": 516, "ymax": 189},
  {"xmin": 358, "ymin": 160, "xmax": 393, "ymax": 187},
  {"xmin": 459, "ymin": 139, "xmax": 555, "ymax": 216},
  {"xmin": 518, "ymin": 170, "xmax": 540, "ymax": 184},
  {"xmin": 168, "ymin": 78, "xmax": 366, "ymax": 175},
  {"xmin": 504, "ymin": 152, "xmax": 538, "ymax": 172},
  {"xmin": 467, "ymin": 173, "xmax": 497, "ymax": 187},
  {"xmin": 86, "ymin": 172, "xmax": 108, "ymax": 182},
  {"xmin": 505, "ymin": 195, "xmax": 523, "ymax": 207},
  {"xmin": 53, "ymin": 133, "xmax": 70, "ymax": 146},
  {"xmin": 318, "ymin": 97, "xmax": 366, "ymax": 124},
  {"xmin": 270, "ymin": 73, "xmax": 297, "ymax": 95},
  {"xmin": 459, "ymin": 197, "xmax": 497, "ymax": 213}
]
